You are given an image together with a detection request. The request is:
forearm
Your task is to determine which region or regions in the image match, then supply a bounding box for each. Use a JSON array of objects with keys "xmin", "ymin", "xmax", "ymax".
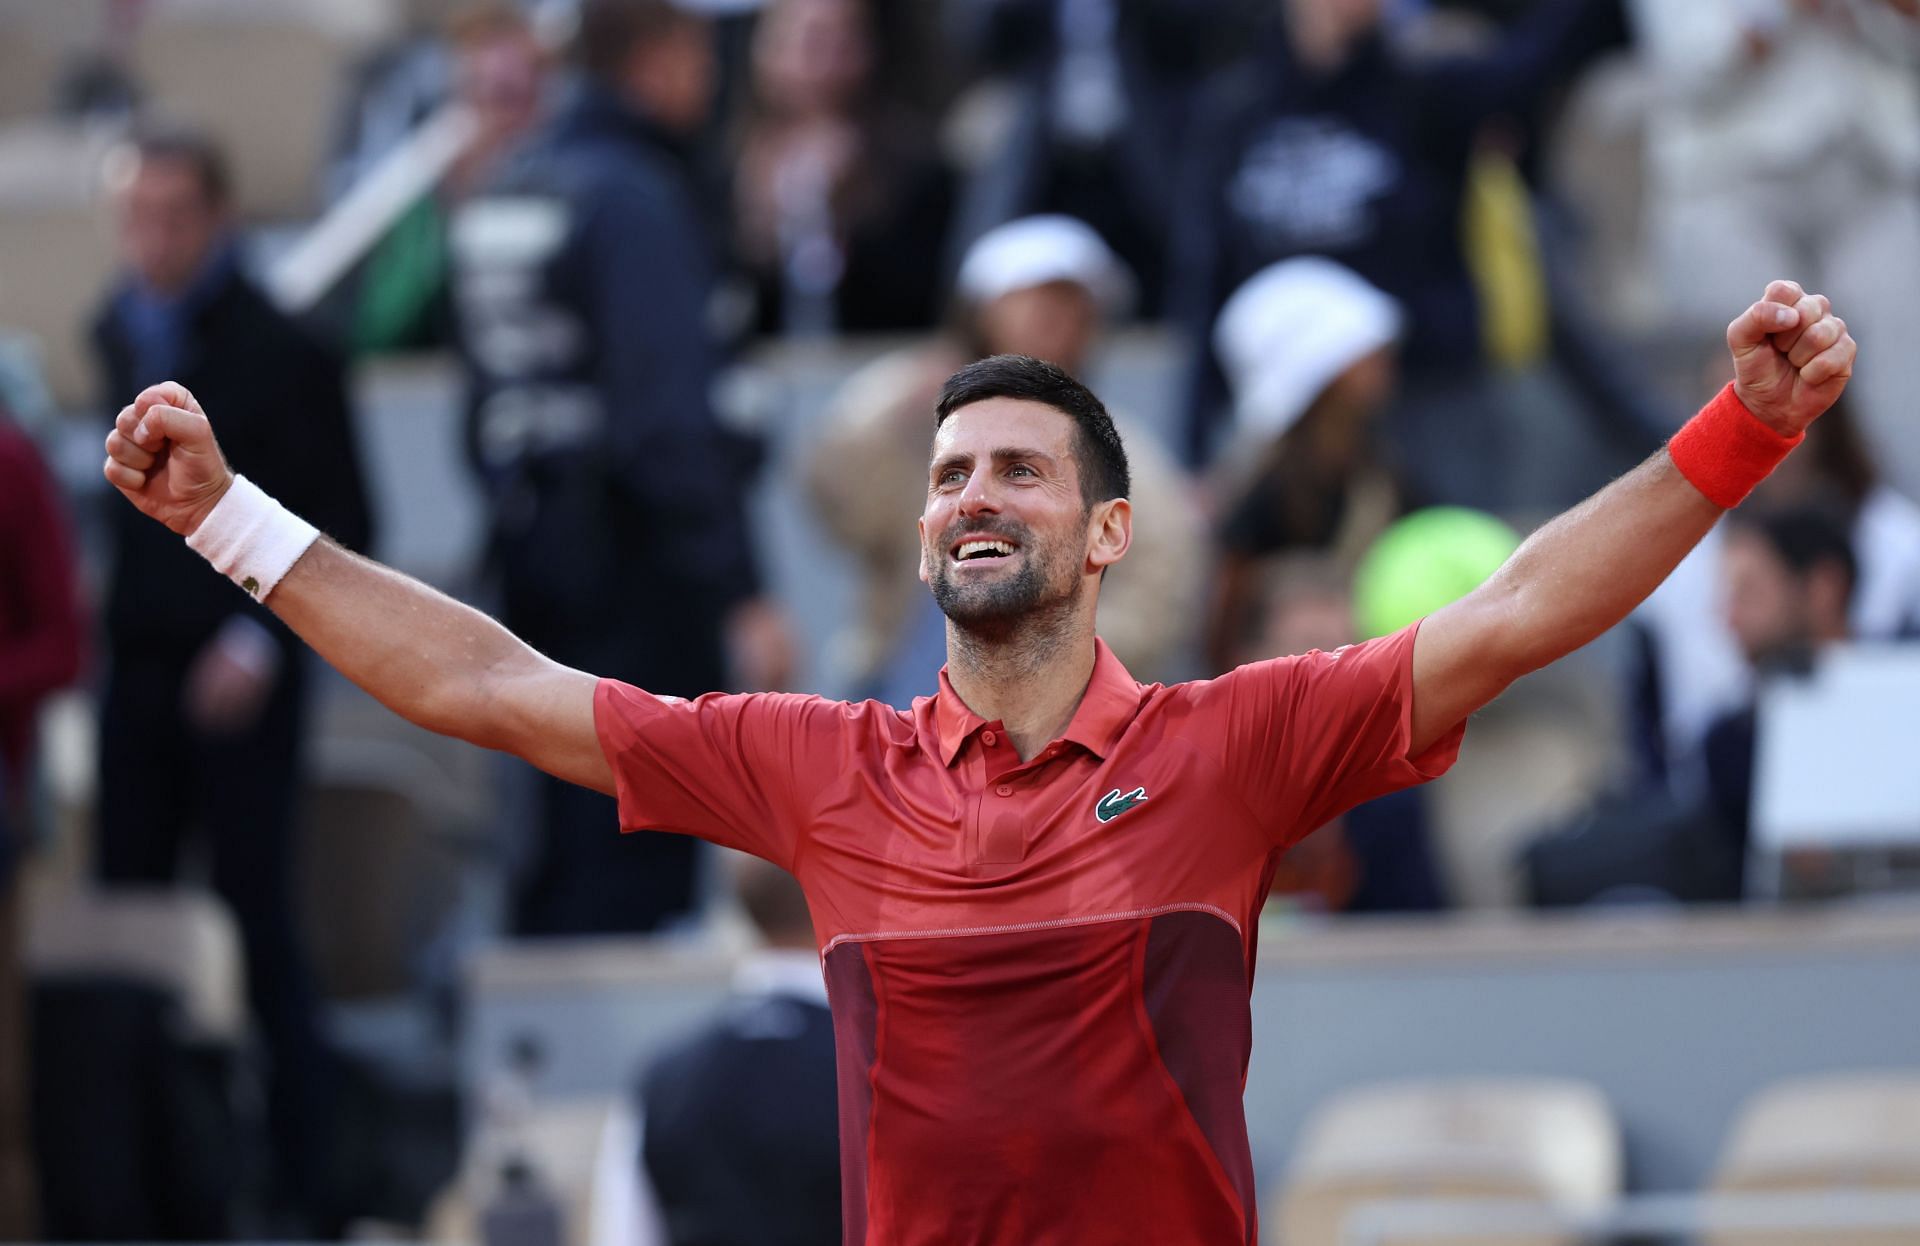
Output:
[
  {"xmin": 1482, "ymin": 448, "xmax": 1722, "ymax": 675},
  {"xmin": 265, "ymin": 538, "xmax": 552, "ymax": 748}
]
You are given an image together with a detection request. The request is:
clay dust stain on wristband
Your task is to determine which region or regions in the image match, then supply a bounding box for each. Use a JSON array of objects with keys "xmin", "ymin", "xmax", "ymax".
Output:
[{"xmin": 1666, "ymin": 382, "xmax": 1804, "ymax": 509}]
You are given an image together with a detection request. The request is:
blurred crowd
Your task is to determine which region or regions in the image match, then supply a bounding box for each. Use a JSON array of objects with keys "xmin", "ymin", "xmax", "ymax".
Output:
[{"xmin": 5, "ymin": 0, "xmax": 1920, "ymax": 1240}]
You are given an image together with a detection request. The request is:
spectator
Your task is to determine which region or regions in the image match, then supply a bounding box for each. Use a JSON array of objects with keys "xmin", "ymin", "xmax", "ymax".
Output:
[
  {"xmin": 733, "ymin": 0, "xmax": 954, "ymax": 335},
  {"xmin": 1630, "ymin": 391, "xmax": 1920, "ymax": 786},
  {"xmin": 947, "ymin": 0, "xmax": 1259, "ymax": 315},
  {"xmin": 804, "ymin": 214, "xmax": 1201, "ymax": 700},
  {"xmin": 1703, "ymin": 506, "xmax": 1858, "ymax": 864},
  {"xmin": 591, "ymin": 855, "xmax": 838, "ymax": 1246},
  {"xmin": 1246, "ymin": 559, "xmax": 1446, "ymax": 915},
  {"xmin": 1630, "ymin": 0, "xmax": 1920, "ymax": 495},
  {"xmin": 450, "ymin": 0, "xmax": 793, "ymax": 936},
  {"xmin": 1168, "ymin": 0, "xmax": 1628, "ymax": 487},
  {"xmin": 0, "ymin": 406, "xmax": 87, "ymax": 1242},
  {"xmin": 90, "ymin": 123, "xmax": 373, "ymax": 1230},
  {"xmin": 1202, "ymin": 257, "xmax": 1406, "ymax": 674},
  {"xmin": 354, "ymin": 2, "xmax": 554, "ymax": 354}
]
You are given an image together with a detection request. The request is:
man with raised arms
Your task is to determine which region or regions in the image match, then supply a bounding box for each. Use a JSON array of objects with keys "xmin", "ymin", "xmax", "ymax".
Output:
[{"xmin": 103, "ymin": 281, "xmax": 1852, "ymax": 1244}]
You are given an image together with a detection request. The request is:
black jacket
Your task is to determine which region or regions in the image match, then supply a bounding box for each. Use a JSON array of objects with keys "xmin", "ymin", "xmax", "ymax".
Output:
[
  {"xmin": 1170, "ymin": 0, "xmax": 1628, "ymax": 462},
  {"xmin": 452, "ymin": 82, "xmax": 759, "ymax": 650},
  {"xmin": 639, "ymin": 991, "xmax": 840, "ymax": 1246},
  {"xmin": 93, "ymin": 268, "xmax": 374, "ymax": 658}
]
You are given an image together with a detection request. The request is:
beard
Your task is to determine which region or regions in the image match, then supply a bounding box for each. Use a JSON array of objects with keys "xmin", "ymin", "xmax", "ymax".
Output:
[{"xmin": 927, "ymin": 525, "xmax": 1082, "ymax": 636}]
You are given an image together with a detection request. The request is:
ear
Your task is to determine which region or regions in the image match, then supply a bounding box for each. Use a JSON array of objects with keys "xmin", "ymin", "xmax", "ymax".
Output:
[
  {"xmin": 917, "ymin": 514, "xmax": 931, "ymax": 584},
  {"xmin": 1086, "ymin": 497, "xmax": 1132, "ymax": 575}
]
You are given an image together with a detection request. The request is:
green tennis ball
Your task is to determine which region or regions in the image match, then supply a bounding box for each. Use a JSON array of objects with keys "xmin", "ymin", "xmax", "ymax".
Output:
[{"xmin": 1354, "ymin": 506, "xmax": 1522, "ymax": 639}]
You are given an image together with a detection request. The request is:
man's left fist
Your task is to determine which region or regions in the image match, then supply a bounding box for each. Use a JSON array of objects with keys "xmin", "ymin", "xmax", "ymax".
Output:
[{"xmin": 1728, "ymin": 279, "xmax": 1857, "ymax": 438}]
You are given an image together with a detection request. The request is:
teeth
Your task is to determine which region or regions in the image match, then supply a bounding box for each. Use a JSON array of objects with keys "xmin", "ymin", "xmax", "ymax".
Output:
[{"xmin": 956, "ymin": 540, "xmax": 1015, "ymax": 560}]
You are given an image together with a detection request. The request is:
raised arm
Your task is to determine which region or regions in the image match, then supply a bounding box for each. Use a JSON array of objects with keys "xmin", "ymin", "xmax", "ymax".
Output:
[
  {"xmin": 1408, "ymin": 280, "xmax": 1857, "ymax": 754},
  {"xmin": 102, "ymin": 382, "xmax": 613, "ymax": 794}
]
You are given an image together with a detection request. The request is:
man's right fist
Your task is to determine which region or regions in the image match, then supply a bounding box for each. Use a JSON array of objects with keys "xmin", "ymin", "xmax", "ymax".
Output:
[{"xmin": 103, "ymin": 382, "xmax": 234, "ymax": 537}]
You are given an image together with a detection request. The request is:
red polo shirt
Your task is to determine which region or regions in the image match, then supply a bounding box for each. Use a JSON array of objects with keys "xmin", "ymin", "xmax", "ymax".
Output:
[{"xmin": 595, "ymin": 621, "xmax": 1464, "ymax": 1246}]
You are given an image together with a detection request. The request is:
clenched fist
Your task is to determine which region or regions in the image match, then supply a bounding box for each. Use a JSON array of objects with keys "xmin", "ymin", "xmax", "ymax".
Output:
[
  {"xmin": 102, "ymin": 381, "xmax": 235, "ymax": 536},
  {"xmin": 1728, "ymin": 279, "xmax": 1857, "ymax": 438}
]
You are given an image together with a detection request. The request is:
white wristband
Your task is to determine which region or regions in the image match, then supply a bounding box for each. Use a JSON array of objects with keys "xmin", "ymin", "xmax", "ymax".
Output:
[{"xmin": 184, "ymin": 475, "xmax": 320, "ymax": 602}]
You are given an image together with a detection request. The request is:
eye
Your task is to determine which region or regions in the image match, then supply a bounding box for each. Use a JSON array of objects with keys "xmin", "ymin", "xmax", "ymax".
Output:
[
  {"xmin": 1008, "ymin": 463, "xmax": 1036, "ymax": 478},
  {"xmin": 937, "ymin": 467, "xmax": 967, "ymax": 486}
]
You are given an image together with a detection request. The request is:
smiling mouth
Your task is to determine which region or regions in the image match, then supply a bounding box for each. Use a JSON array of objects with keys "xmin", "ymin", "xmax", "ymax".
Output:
[{"xmin": 951, "ymin": 538, "xmax": 1019, "ymax": 564}]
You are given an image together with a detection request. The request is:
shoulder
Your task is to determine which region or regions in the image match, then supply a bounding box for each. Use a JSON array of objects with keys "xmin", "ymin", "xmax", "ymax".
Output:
[
  {"xmin": 1163, "ymin": 629, "xmax": 1420, "ymax": 709},
  {"xmin": 595, "ymin": 682, "xmax": 910, "ymax": 746}
]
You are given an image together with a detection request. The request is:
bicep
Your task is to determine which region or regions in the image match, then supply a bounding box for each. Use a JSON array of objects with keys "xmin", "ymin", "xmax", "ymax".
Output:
[
  {"xmin": 488, "ymin": 657, "xmax": 614, "ymax": 795},
  {"xmin": 1409, "ymin": 590, "xmax": 1520, "ymax": 756}
]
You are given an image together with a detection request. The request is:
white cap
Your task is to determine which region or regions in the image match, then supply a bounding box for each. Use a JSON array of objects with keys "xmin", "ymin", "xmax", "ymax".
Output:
[
  {"xmin": 956, "ymin": 215, "xmax": 1135, "ymax": 315},
  {"xmin": 1212, "ymin": 257, "xmax": 1402, "ymax": 441}
]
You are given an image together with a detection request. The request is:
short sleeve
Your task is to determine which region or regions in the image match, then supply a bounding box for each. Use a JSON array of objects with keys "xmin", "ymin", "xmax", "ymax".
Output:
[
  {"xmin": 593, "ymin": 680, "xmax": 864, "ymax": 870},
  {"xmin": 1185, "ymin": 620, "xmax": 1465, "ymax": 848}
]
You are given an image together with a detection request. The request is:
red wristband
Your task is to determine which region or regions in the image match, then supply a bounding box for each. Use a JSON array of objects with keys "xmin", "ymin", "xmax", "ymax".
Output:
[{"xmin": 1666, "ymin": 382, "xmax": 1803, "ymax": 509}]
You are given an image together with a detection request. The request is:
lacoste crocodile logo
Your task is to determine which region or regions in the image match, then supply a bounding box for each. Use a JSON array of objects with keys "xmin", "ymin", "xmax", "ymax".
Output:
[{"xmin": 1094, "ymin": 786, "xmax": 1149, "ymax": 824}]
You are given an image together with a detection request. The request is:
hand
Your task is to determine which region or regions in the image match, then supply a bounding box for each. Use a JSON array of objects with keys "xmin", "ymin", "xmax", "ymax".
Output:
[
  {"xmin": 102, "ymin": 382, "xmax": 234, "ymax": 536},
  {"xmin": 725, "ymin": 597, "xmax": 797, "ymax": 692},
  {"xmin": 1728, "ymin": 280, "xmax": 1857, "ymax": 438},
  {"xmin": 183, "ymin": 620, "xmax": 281, "ymax": 734}
]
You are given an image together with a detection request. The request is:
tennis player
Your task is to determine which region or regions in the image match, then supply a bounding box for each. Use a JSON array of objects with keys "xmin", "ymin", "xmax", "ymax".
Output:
[{"xmin": 104, "ymin": 280, "xmax": 1852, "ymax": 1244}]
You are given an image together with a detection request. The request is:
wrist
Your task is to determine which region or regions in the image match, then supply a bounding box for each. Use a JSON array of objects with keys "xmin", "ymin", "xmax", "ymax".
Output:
[
  {"xmin": 1668, "ymin": 383, "xmax": 1804, "ymax": 509},
  {"xmin": 184, "ymin": 475, "xmax": 321, "ymax": 601},
  {"xmin": 183, "ymin": 474, "xmax": 236, "ymax": 539}
]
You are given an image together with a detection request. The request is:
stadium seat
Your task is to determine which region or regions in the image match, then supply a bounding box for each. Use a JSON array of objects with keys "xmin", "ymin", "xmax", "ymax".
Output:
[
  {"xmin": 131, "ymin": 1, "xmax": 394, "ymax": 221},
  {"xmin": 0, "ymin": 0, "xmax": 114, "ymax": 121},
  {"xmin": 0, "ymin": 120, "xmax": 120, "ymax": 410},
  {"xmin": 425, "ymin": 1096, "xmax": 619, "ymax": 1246},
  {"xmin": 299, "ymin": 729, "xmax": 493, "ymax": 1001},
  {"xmin": 24, "ymin": 884, "xmax": 246, "ymax": 1043},
  {"xmin": 1270, "ymin": 1077, "xmax": 1621, "ymax": 1246},
  {"xmin": 1707, "ymin": 1072, "xmax": 1920, "ymax": 1246}
]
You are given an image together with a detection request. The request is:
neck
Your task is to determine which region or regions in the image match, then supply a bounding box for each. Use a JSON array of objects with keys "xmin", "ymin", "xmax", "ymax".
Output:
[{"xmin": 944, "ymin": 604, "xmax": 1097, "ymax": 760}]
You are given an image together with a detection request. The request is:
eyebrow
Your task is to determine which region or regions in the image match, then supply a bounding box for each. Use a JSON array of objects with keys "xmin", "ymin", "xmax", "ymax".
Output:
[{"xmin": 929, "ymin": 447, "xmax": 1061, "ymax": 479}]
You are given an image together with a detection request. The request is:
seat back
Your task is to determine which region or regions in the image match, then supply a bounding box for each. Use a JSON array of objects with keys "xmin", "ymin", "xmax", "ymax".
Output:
[
  {"xmin": 0, "ymin": 121, "xmax": 119, "ymax": 409},
  {"xmin": 1272, "ymin": 1078, "xmax": 1621, "ymax": 1246},
  {"xmin": 25, "ymin": 884, "xmax": 246, "ymax": 1043},
  {"xmin": 1706, "ymin": 1073, "xmax": 1920, "ymax": 1246}
]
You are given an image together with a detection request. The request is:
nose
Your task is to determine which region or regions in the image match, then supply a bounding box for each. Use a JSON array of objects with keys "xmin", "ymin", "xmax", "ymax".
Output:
[{"xmin": 956, "ymin": 465, "xmax": 1000, "ymax": 517}]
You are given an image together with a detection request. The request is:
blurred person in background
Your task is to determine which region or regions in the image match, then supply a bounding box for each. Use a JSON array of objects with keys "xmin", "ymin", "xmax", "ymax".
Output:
[
  {"xmin": 1630, "ymin": 0, "xmax": 1920, "ymax": 495},
  {"xmin": 90, "ymin": 124, "xmax": 373, "ymax": 1230},
  {"xmin": 591, "ymin": 855, "xmax": 838, "ymax": 1246},
  {"xmin": 452, "ymin": 0, "xmax": 793, "ymax": 936},
  {"xmin": 946, "ymin": 0, "xmax": 1262, "ymax": 315},
  {"xmin": 1202, "ymin": 257, "xmax": 1406, "ymax": 674},
  {"xmin": 804, "ymin": 214, "xmax": 1201, "ymax": 702},
  {"xmin": 0, "ymin": 404, "xmax": 88, "ymax": 1242},
  {"xmin": 732, "ymin": 0, "xmax": 954, "ymax": 336},
  {"xmin": 1703, "ymin": 505, "xmax": 1857, "ymax": 869},
  {"xmin": 1629, "ymin": 391, "xmax": 1920, "ymax": 790},
  {"xmin": 1246, "ymin": 559, "xmax": 1447, "ymax": 916},
  {"xmin": 1169, "ymin": 0, "xmax": 1628, "ymax": 489},
  {"xmin": 353, "ymin": 2, "xmax": 554, "ymax": 354}
]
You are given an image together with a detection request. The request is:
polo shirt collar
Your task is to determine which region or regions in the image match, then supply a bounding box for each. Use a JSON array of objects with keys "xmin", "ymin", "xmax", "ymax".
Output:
[{"xmin": 933, "ymin": 638, "xmax": 1141, "ymax": 766}]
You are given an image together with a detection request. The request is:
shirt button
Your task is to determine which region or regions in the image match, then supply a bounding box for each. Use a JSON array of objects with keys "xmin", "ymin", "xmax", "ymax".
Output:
[
  {"xmin": 982, "ymin": 730, "xmax": 998, "ymax": 746},
  {"xmin": 995, "ymin": 784, "xmax": 1013, "ymax": 797}
]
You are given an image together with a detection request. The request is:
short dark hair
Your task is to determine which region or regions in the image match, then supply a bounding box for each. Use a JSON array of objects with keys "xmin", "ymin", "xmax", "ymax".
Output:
[
  {"xmin": 126, "ymin": 122, "xmax": 230, "ymax": 208},
  {"xmin": 934, "ymin": 354, "xmax": 1130, "ymax": 506},
  {"xmin": 1729, "ymin": 503, "xmax": 1858, "ymax": 605},
  {"xmin": 574, "ymin": 0, "xmax": 698, "ymax": 82}
]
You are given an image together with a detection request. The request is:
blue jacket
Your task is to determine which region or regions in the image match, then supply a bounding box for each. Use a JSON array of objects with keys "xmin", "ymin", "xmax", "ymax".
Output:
[{"xmin": 453, "ymin": 82, "xmax": 759, "ymax": 647}]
